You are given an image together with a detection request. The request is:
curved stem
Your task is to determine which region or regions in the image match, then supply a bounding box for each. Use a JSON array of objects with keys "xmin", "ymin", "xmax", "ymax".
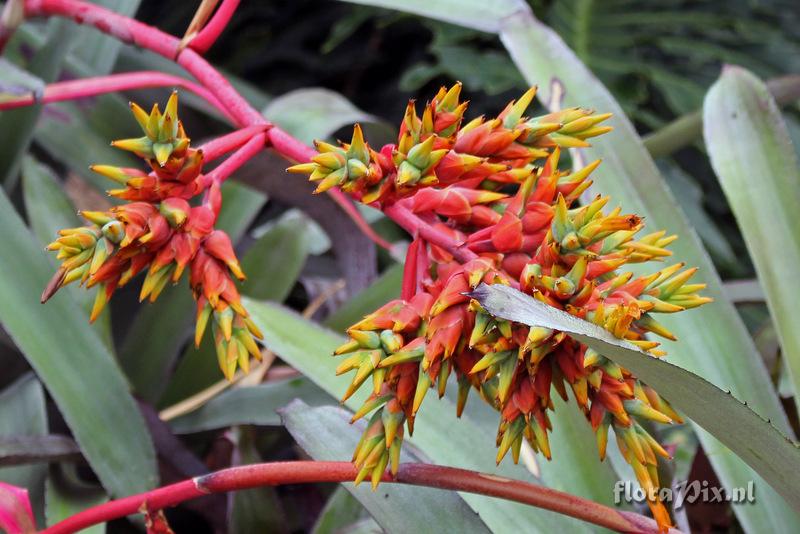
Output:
[
  {"xmin": 206, "ymin": 132, "xmax": 267, "ymax": 185},
  {"xmin": 41, "ymin": 461, "xmax": 673, "ymax": 534},
  {"xmin": 198, "ymin": 125, "xmax": 270, "ymax": 162},
  {"xmin": 0, "ymin": 71, "xmax": 233, "ymax": 121},
  {"xmin": 189, "ymin": 0, "xmax": 240, "ymax": 54},
  {"xmin": 385, "ymin": 203, "xmax": 478, "ymax": 263}
]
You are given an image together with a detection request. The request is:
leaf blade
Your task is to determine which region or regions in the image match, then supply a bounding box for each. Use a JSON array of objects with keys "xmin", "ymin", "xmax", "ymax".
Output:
[
  {"xmin": 472, "ymin": 283, "xmax": 800, "ymax": 514},
  {"xmin": 703, "ymin": 66, "xmax": 800, "ymax": 413},
  {"xmin": 0, "ymin": 189, "xmax": 157, "ymax": 497}
]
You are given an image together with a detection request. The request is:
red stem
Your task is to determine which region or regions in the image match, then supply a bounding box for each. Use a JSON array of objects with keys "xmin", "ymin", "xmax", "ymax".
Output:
[
  {"xmin": 385, "ymin": 203, "xmax": 478, "ymax": 263},
  {"xmin": 0, "ymin": 71, "xmax": 234, "ymax": 121},
  {"xmin": 21, "ymin": 0, "xmax": 402, "ymax": 254},
  {"xmin": 189, "ymin": 0, "xmax": 240, "ymax": 54},
  {"xmin": 205, "ymin": 131, "xmax": 267, "ymax": 185},
  {"xmin": 41, "ymin": 461, "xmax": 674, "ymax": 534},
  {"xmin": 198, "ymin": 125, "xmax": 270, "ymax": 162}
]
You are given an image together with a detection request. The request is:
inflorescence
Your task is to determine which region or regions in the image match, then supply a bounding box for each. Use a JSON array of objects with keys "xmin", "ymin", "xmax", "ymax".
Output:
[{"xmin": 290, "ymin": 84, "xmax": 710, "ymax": 530}]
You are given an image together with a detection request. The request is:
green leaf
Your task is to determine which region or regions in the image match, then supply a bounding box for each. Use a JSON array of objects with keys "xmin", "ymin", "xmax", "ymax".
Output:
[
  {"xmin": 704, "ymin": 66, "xmax": 800, "ymax": 414},
  {"xmin": 472, "ymin": 283, "xmax": 800, "ymax": 515},
  {"xmin": 121, "ymin": 181, "xmax": 267, "ymax": 403},
  {"xmin": 20, "ymin": 157, "xmax": 79, "ymax": 248},
  {"xmin": 0, "ymin": 20, "xmax": 75, "ymax": 189},
  {"xmin": 341, "ymin": 0, "xmax": 522, "ymax": 33},
  {"xmin": 0, "ymin": 374, "xmax": 48, "ymax": 525},
  {"xmin": 34, "ymin": 98, "xmax": 139, "ymax": 193},
  {"xmin": 21, "ymin": 157, "xmax": 112, "ymax": 345},
  {"xmin": 118, "ymin": 281, "xmax": 194, "ymax": 403},
  {"xmin": 246, "ymin": 299, "xmax": 594, "ymax": 533},
  {"xmin": 324, "ymin": 263, "xmax": 403, "ymax": 332},
  {"xmin": 311, "ymin": 486, "xmax": 369, "ymax": 534},
  {"xmin": 0, "ymin": 188, "xmax": 157, "ymax": 497},
  {"xmin": 262, "ymin": 88, "xmax": 377, "ymax": 144},
  {"xmin": 239, "ymin": 210, "xmax": 315, "ymax": 301},
  {"xmin": 0, "ymin": 58, "xmax": 43, "ymax": 99},
  {"xmin": 169, "ymin": 377, "xmax": 334, "ymax": 434},
  {"xmin": 45, "ymin": 465, "xmax": 107, "ymax": 533},
  {"xmin": 657, "ymin": 160, "xmax": 738, "ymax": 271},
  {"xmin": 280, "ymin": 400, "xmax": 491, "ymax": 534}
]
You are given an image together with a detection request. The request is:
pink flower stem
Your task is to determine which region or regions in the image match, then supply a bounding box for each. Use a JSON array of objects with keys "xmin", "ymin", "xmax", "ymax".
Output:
[
  {"xmin": 40, "ymin": 461, "xmax": 674, "ymax": 534},
  {"xmin": 205, "ymin": 132, "xmax": 267, "ymax": 185},
  {"xmin": 0, "ymin": 71, "xmax": 235, "ymax": 122},
  {"xmin": 188, "ymin": 0, "xmax": 240, "ymax": 54},
  {"xmin": 198, "ymin": 125, "xmax": 270, "ymax": 162},
  {"xmin": 385, "ymin": 203, "xmax": 478, "ymax": 263}
]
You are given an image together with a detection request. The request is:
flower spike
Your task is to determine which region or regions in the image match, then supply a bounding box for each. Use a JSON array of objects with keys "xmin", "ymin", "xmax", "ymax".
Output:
[{"xmin": 43, "ymin": 92, "xmax": 262, "ymax": 382}]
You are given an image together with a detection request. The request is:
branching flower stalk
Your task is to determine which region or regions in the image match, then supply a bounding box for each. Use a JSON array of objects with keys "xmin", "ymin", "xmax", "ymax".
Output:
[
  {"xmin": 289, "ymin": 85, "xmax": 711, "ymax": 531},
  {"xmin": 12, "ymin": 1, "xmax": 708, "ymax": 532}
]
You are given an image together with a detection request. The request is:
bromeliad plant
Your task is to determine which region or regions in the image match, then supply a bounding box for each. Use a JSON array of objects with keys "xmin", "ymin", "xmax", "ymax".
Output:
[
  {"xmin": 35, "ymin": 81, "xmax": 709, "ymax": 531},
  {"xmin": 34, "ymin": 84, "xmax": 710, "ymax": 531},
  {"xmin": 289, "ymin": 84, "xmax": 710, "ymax": 530},
  {"xmin": 1, "ymin": 1, "xmax": 727, "ymax": 533}
]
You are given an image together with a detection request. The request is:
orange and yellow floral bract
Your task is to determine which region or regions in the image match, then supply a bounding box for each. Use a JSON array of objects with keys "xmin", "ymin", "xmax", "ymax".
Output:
[
  {"xmin": 42, "ymin": 92, "xmax": 261, "ymax": 380},
  {"xmin": 290, "ymin": 84, "xmax": 710, "ymax": 532}
]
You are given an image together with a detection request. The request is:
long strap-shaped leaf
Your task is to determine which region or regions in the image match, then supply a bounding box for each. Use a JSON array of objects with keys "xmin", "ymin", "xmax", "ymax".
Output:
[
  {"xmin": 337, "ymin": 1, "xmax": 799, "ymax": 529},
  {"xmin": 704, "ymin": 66, "xmax": 800, "ymax": 415},
  {"xmin": 0, "ymin": 189, "xmax": 157, "ymax": 497},
  {"xmin": 472, "ymin": 283, "xmax": 800, "ymax": 513}
]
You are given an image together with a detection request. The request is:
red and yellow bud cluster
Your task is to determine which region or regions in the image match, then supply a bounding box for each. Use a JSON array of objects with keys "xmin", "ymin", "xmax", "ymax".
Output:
[
  {"xmin": 324, "ymin": 85, "xmax": 710, "ymax": 531},
  {"xmin": 42, "ymin": 93, "xmax": 261, "ymax": 379},
  {"xmin": 288, "ymin": 84, "xmax": 612, "ymax": 206}
]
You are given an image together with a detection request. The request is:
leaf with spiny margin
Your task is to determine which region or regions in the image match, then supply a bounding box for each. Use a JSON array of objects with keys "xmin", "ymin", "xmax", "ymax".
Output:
[{"xmin": 472, "ymin": 283, "xmax": 800, "ymax": 516}]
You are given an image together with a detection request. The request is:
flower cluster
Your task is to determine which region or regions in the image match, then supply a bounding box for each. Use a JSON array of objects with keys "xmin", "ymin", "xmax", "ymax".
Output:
[
  {"xmin": 290, "ymin": 84, "xmax": 710, "ymax": 531},
  {"xmin": 42, "ymin": 93, "xmax": 262, "ymax": 380}
]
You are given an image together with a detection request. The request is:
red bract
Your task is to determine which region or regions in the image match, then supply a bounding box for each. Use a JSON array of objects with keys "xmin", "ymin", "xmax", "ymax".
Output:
[{"xmin": 42, "ymin": 93, "xmax": 262, "ymax": 379}]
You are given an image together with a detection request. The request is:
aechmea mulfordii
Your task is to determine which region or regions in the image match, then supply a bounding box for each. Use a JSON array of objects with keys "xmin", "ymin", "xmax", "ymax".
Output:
[
  {"xmin": 42, "ymin": 92, "xmax": 262, "ymax": 380},
  {"xmin": 290, "ymin": 84, "xmax": 709, "ymax": 532}
]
